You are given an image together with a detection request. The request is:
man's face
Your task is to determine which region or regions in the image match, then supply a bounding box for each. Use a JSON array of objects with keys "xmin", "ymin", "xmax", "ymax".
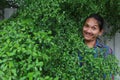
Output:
[{"xmin": 83, "ymin": 18, "xmax": 103, "ymax": 41}]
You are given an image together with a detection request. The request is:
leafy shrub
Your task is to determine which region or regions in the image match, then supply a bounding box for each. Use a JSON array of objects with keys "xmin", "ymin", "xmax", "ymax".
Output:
[
  {"xmin": 0, "ymin": 18, "xmax": 59, "ymax": 80},
  {"xmin": 0, "ymin": 0, "xmax": 120, "ymax": 80}
]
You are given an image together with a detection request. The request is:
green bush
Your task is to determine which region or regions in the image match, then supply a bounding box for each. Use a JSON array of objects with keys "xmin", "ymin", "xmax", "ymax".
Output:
[
  {"xmin": 0, "ymin": 18, "xmax": 58, "ymax": 80},
  {"xmin": 0, "ymin": 0, "xmax": 120, "ymax": 80}
]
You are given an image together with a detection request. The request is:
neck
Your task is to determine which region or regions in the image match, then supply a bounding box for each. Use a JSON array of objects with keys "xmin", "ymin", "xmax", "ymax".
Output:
[{"xmin": 85, "ymin": 40, "xmax": 96, "ymax": 48}]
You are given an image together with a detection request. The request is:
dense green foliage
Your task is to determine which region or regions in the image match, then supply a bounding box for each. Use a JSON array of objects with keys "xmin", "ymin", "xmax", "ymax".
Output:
[{"xmin": 0, "ymin": 0, "xmax": 120, "ymax": 80}]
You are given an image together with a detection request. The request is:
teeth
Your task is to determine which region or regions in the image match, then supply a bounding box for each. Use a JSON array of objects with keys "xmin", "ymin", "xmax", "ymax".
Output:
[
  {"xmin": 86, "ymin": 33, "xmax": 89, "ymax": 35},
  {"xmin": 85, "ymin": 32, "xmax": 92, "ymax": 36}
]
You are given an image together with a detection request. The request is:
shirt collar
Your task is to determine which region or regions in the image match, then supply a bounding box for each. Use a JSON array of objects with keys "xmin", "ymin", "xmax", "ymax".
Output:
[
  {"xmin": 94, "ymin": 38, "xmax": 104, "ymax": 48},
  {"xmin": 83, "ymin": 38, "xmax": 104, "ymax": 48}
]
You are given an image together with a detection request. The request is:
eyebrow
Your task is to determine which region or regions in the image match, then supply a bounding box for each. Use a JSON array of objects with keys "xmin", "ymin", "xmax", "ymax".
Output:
[
  {"xmin": 85, "ymin": 23, "xmax": 98, "ymax": 27},
  {"xmin": 93, "ymin": 25, "xmax": 98, "ymax": 27}
]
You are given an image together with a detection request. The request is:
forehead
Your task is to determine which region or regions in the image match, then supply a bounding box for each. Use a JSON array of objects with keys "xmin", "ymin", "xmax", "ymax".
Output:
[{"xmin": 85, "ymin": 18, "xmax": 99, "ymax": 26}]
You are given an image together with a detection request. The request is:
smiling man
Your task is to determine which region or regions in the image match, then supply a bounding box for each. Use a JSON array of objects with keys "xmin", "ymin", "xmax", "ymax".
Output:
[
  {"xmin": 83, "ymin": 14, "xmax": 103, "ymax": 48},
  {"xmin": 79, "ymin": 13, "xmax": 114, "ymax": 80}
]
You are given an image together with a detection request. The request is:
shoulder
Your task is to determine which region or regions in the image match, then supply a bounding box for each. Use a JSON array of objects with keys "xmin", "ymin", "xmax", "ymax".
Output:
[
  {"xmin": 95, "ymin": 39, "xmax": 113, "ymax": 55},
  {"xmin": 102, "ymin": 45, "xmax": 113, "ymax": 55}
]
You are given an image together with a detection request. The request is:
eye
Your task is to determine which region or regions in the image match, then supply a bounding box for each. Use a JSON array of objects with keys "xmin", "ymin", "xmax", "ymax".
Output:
[
  {"xmin": 84, "ymin": 24, "xmax": 89, "ymax": 28},
  {"xmin": 92, "ymin": 27, "xmax": 97, "ymax": 30}
]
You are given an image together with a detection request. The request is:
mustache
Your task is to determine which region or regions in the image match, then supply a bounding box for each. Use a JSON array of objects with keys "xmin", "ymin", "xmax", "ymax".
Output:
[{"xmin": 83, "ymin": 31, "xmax": 93, "ymax": 35}]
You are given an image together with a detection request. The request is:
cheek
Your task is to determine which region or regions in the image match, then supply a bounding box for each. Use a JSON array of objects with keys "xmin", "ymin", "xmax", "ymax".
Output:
[
  {"xmin": 83, "ymin": 27, "xmax": 86, "ymax": 32},
  {"xmin": 93, "ymin": 31, "xmax": 100, "ymax": 36}
]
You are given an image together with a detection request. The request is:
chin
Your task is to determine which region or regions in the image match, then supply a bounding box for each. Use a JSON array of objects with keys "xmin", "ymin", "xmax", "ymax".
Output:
[
  {"xmin": 84, "ymin": 36, "xmax": 91, "ymax": 40},
  {"xmin": 84, "ymin": 37, "xmax": 93, "ymax": 41},
  {"xmin": 85, "ymin": 39, "xmax": 91, "ymax": 41}
]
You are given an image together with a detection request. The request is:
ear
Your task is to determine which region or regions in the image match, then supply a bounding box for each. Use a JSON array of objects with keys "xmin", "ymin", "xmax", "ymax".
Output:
[{"xmin": 99, "ymin": 29, "xmax": 104, "ymax": 36}]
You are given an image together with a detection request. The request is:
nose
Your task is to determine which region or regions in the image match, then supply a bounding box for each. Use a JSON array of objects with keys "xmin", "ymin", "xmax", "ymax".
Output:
[{"xmin": 86, "ymin": 28, "xmax": 91, "ymax": 33}]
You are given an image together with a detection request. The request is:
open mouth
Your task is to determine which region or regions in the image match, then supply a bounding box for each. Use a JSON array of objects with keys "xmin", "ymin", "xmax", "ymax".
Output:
[{"xmin": 84, "ymin": 32, "xmax": 93, "ymax": 37}]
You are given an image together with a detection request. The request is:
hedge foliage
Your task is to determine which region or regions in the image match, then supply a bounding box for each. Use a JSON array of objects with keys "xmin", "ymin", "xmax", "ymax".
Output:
[{"xmin": 0, "ymin": 0, "xmax": 120, "ymax": 80}]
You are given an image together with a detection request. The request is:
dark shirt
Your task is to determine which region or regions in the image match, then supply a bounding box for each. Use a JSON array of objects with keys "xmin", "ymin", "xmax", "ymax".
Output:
[
  {"xmin": 94, "ymin": 39, "xmax": 113, "ymax": 57},
  {"xmin": 78, "ymin": 39, "xmax": 114, "ymax": 80}
]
